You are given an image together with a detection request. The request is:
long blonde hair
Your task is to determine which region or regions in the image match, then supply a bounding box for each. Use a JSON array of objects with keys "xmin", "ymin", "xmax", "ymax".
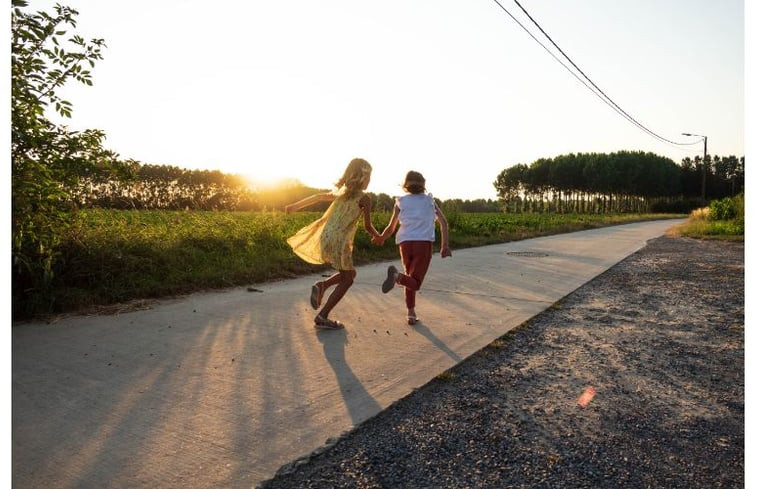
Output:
[{"xmin": 335, "ymin": 158, "xmax": 372, "ymax": 198}]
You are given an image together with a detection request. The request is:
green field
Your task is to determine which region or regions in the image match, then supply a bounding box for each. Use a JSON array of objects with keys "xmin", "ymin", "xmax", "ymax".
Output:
[{"xmin": 24, "ymin": 210, "xmax": 684, "ymax": 318}]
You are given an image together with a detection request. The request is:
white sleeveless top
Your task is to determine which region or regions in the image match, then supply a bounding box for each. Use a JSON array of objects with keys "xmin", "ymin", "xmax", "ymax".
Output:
[{"xmin": 395, "ymin": 193, "xmax": 436, "ymax": 244}]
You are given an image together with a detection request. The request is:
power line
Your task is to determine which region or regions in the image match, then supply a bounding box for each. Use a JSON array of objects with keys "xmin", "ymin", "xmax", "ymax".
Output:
[
  {"xmin": 490, "ymin": 0, "xmax": 701, "ymax": 147},
  {"xmin": 510, "ymin": 0, "xmax": 698, "ymax": 147},
  {"xmin": 487, "ymin": 1, "xmax": 614, "ymax": 114}
]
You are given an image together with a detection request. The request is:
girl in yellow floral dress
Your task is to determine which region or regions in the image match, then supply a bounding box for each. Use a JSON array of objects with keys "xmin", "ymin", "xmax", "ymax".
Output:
[{"xmin": 285, "ymin": 158, "xmax": 381, "ymax": 330}]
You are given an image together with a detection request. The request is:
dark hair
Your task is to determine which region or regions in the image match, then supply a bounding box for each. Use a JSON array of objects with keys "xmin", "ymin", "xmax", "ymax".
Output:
[{"xmin": 402, "ymin": 170, "xmax": 425, "ymax": 194}]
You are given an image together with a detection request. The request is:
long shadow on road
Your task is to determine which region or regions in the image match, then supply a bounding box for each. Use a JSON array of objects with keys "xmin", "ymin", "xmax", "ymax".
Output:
[{"xmin": 317, "ymin": 329, "xmax": 382, "ymax": 426}]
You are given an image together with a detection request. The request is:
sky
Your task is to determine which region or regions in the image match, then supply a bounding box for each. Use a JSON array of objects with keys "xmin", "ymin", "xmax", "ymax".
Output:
[{"xmin": 28, "ymin": 0, "xmax": 746, "ymax": 201}]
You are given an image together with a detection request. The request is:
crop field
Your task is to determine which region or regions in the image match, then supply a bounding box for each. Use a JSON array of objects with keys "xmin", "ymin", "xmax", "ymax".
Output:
[{"xmin": 39, "ymin": 209, "xmax": 681, "ymax": 316}]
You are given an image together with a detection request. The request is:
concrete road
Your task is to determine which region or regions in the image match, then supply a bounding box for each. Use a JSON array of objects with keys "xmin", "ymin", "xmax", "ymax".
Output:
[{"xmin": 12, "ymin": 219, "xmax": 684, "ymax": 488}]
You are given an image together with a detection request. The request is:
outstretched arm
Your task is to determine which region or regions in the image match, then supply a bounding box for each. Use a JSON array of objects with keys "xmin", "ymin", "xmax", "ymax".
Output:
[
  {"xmin": 373, "ymin": 203, "xmax": 400, "ymax": 245},
  {"xmin": 284, "ymin": 192, "xmax": 335, "ymax": 213},
  {"xmin": 435, "ymin": 203, "xmax": 452, "ymax": 257}
]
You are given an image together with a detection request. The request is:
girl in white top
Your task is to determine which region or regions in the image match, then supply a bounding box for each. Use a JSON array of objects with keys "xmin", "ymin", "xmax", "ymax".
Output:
[{"xmin": 374, "ymin": 171, "xmax": 451, "ymax": 325}]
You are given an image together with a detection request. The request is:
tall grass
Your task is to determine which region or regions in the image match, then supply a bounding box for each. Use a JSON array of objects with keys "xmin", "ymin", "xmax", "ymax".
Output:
[
  {"xmin": 20, "ymin": 210, "xmax": 682, "ymax": 318},
  {"xmin": 672, "ymin": 194, "xmax": 744, "ymax": 240}
]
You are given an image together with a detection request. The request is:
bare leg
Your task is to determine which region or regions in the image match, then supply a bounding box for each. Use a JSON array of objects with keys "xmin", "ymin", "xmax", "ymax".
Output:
[
  {"xmin": 318, "ymin": 269, "xmax": 356, "ymax": 319},
  {"xmin": 312, "ymin": 271, "xmax": 346, "ymax": 308},
  {"xmin": 319, "ymin": 272, "xmax": 343, "ymax": 291}
]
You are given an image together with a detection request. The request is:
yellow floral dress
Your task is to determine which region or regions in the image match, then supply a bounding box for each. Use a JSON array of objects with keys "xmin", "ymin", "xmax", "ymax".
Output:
[{"xmin": 287, "ymin": 191, "xmax": 364, "ymax": 270}]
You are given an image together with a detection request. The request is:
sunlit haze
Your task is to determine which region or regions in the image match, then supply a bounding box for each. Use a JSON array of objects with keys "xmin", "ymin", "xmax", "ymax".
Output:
[{"xmin": 33, "ymin": 0, "xmax": 745, "ymax": 200}]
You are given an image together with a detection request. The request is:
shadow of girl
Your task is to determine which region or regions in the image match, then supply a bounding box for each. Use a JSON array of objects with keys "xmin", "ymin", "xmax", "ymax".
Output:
[
  {"xmin": 317, "ymin": 329, "xmax": 382, "ymax": 426},
  {"xmin": 411, "ymin": 322, "xmax": 462, "ymax": 363}
]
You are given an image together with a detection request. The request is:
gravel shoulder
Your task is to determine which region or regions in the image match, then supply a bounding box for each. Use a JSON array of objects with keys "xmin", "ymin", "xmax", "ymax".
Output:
[{"xmin": 259, "ymin": 236, "xmax": 744, "ymax": 489}]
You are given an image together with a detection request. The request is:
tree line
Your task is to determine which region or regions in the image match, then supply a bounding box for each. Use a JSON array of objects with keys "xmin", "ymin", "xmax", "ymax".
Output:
[
  {"xmin": 493, "ymin": 151, "xmax": 744, "ymax": 214},
  {"xmin": 71, "ymin": 152, "xmax": 744, "ymax": 215},
  {"xmin": 72, "ymin": 152, "xmax": 745, "ymax": 215},
  {"xmin": 69, "ymin": 160, "xmax": 502, "ymax": 213}
]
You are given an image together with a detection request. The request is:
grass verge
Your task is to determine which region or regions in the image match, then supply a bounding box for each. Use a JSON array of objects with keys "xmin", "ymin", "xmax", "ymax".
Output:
[
  {"xmin": 19, "ymin": 210, "xmax": 684, "ymax": 319},
  {"xmin": 668, "ymin": 198, "xmax": 744, "ymax": 241}
]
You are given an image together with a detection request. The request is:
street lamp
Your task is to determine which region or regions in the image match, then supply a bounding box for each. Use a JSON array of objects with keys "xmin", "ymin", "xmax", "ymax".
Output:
[{"xmin": 682, "ymin": 132, "xmax": 708, "ymax": 201}]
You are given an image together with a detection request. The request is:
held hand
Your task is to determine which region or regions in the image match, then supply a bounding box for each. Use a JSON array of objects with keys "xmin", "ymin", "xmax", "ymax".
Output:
[
  {"xmin": 371, "ymin": 236, "xmax": 385, "ymax": 246},
  {"xmin": 441, "ymin": 246, "xmax": 452, "ymax": 258},
  {"xmin": 284, "ymin": 205, "xmax": 293, "ymax": 214}
]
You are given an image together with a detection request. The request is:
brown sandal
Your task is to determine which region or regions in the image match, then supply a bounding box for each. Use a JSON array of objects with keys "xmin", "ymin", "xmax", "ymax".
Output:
[{"xmin": 314, "ymin": 315, "xmax": 344, "ymax": 330}]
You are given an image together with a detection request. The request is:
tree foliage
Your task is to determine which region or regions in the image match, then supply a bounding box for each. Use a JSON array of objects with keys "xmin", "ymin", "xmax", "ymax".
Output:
[
  {"xmin": 493, "ymin": 151, "xmax": 744, "ymax": 214},
  {"xmin": 12, "ymin": 0, "xmax": 132, "ymax": 313},
  {"xmin": 74, "ymin": 163, "xmax": 253, "ymax": 210},
  {"xmin": 679, "ymin": 155, "xmax": 745, "ymax": 200},
  {"xmin": 66, "ymin": 161, "xmax": 507, "ymax": 214}
]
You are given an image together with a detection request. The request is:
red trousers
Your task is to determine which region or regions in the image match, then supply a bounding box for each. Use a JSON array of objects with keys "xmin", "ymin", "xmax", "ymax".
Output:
[{"xmin": 396, "ymin": 241, "xmax": 433, "ymax": 309}]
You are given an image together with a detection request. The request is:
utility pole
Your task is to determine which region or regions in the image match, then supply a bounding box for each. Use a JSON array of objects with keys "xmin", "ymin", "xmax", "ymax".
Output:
[
  {"xmin": 701, "ymin": 136, "xmax": 708, "ymax": 200},
  {"xmin": 682, "ymin": 133, "xmax": 708, "ymax": 201}
]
